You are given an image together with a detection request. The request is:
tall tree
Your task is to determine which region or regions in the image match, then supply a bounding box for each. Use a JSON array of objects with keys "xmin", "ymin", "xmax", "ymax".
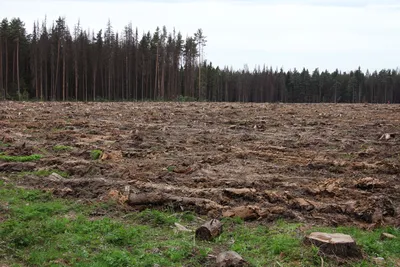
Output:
[{"xmin": 194, "ymin": 29, "xmax": 206, "ymax": 99}]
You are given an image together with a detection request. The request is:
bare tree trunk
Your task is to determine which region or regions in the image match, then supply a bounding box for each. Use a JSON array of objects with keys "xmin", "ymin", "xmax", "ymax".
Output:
[
  {"xmin": 5, "ymin": 38, "xmax": 8, "ymax": 97},
  {"xmin": 0, "ymin": 36, "xmax": 3, "ymax": 98},
  {"xmin": 135, "ymin": 50, "xmax": 138, "ymax": 100},
  {"xmin": 16, "ymin": 39, "xmax": 20, "ymax": 98},
  {"xmin": 45, "ymin": 56, "xmax": 48, "ymax": 100},
  {"xmin": 198, "ymin": 44, "xmax": 201, "ymax": 100},
  {"xmin": 66, "ymin": 64, "xmax": 69, "ymax": 101},
  {"xmin": 141, "ymin": 55, "xmax": 144, "ymax": 100},
  {"xmin": 154, "ymin": 45, "xmax": 159, "ymax": 100},
  {"xmin": 13, "ymin": 48, "xmax": 15, "ymax": 85},
  {"xmin": 125, "ymin": 53, "xmax": 129, "ymax": 99},
  {"xmin": 85, "ymin": 67, "xmax": 88, "ymax": 102},
  {"xmin": 62, "ymin": 42, "xmax": 66, "ymax": 101},
  {"xmin": 161, "ymin": 58, "xmax": 165, "ymax": 99},
  {"xmin": 35, "ymin": 47, "xmax": 39, "ymax": 99},
  {"xmin": 75, "ymin": 55, "xmax": 78, "ymax": 101},
  {"xmin": 93, "ymin": 68, "xmax": 97, "ymax": 101},
  {"xmin": 55, "ymin": 39, "xmax": 61, "ymax": 100},
  {"xmin": 108, "ymin": 62, "xmax": 111, "ymax": 100},
  {"xmin": 40, "ymin": 59, "xmax": 43, "ymax": 100}
]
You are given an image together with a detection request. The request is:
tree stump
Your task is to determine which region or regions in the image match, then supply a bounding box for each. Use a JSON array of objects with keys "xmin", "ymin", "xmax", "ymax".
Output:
[
  {"xmin": 305, "ymin": 232, "xmax": 362, "ymax": 258},
  {"xmin": 195, "ymin": 219, "xmax": 222, "ymax": 241},
  {"xmin": 216, "ymin": 251, "xmax": 247, "ymax": 267}
]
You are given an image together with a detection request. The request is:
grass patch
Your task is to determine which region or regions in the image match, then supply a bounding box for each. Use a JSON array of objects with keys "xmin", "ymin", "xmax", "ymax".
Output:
[
  {"xmin": 90, "ymin": 150, "xmax": 102, "ymax": 160},
  {"xmin": 166, "ymin": 166, "xmax": 176, "ymax": 172},
  {"xmin": 0, "ymin": 141, "xmax": 10, "ymax": 147},
  {"xmin": 0, "ymin": 154, "xmax": 42, "ymax": 162},
  {"xmin": 53, "ymin": 145, "xmax": 73, "ymax": 152},
  {"xmin": 0, "ymin": 184, "xmax": 399, "ymax": 267}
]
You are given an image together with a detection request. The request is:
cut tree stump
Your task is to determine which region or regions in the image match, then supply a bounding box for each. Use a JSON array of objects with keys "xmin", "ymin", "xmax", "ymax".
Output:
[
  {"xmin": 305, "ymin": 232, "xmax": 362, "ymax": 258},
  {"xmin": 195, "ymin": 219, "xmax": 222, "ymax": 241},
  {"xmin": 216, "ymin": 251, "xmax": 247, "ymax": 267}
]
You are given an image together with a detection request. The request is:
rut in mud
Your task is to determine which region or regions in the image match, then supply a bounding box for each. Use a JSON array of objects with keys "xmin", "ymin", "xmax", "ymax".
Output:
[{"xmin": 0, "ymin": 101, "xmax": 399, "ymax": 228}]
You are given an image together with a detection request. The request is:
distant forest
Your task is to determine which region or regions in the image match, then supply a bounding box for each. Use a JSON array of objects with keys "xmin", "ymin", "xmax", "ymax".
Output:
[{"xmin": 0, "ymin": 17, "xmax": 399, "ymax": 103}]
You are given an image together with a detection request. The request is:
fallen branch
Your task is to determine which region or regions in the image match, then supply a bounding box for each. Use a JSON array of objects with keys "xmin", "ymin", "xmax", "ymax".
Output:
[{"xmin": 127, "ymin": 192, "xmax": 226, "ymax": 212}]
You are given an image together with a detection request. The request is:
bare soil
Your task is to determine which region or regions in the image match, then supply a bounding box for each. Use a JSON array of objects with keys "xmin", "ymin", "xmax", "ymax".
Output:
[{"xmin": 1, "ymin": 101, "xmax": 399, "ymax": 228}]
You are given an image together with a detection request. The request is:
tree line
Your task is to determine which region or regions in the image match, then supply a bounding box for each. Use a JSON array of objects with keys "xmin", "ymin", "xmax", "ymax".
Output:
[{"xmin": 0, "ymin": 17, "xmax": 399, "ymax": 103}]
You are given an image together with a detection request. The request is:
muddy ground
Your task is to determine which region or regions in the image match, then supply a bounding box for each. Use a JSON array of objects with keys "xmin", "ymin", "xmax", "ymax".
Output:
[{"xmin": 0, "ymin": 101, "xmax": 399, "ymax": 228}]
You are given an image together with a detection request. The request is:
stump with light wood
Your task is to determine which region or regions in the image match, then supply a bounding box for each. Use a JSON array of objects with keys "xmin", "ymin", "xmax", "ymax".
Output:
[
  {"xmin": 216, "ymin": 251, "xmax": 247, "ymax": 267},
  {"xmin": 304, "ymin": 232, "xmax": 362, "ymax": 258},
  {"xmin": 195, "ymin": 219, "xmax": 222, "ymax": 241}
]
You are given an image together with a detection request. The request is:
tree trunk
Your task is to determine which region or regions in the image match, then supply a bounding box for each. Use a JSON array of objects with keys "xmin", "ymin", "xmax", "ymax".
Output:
[
  {"xmin": 0, "ymin": 36, "xmax": 3, "ymax": 98},
  {"xmin": 154, "ymin": 45, "xmax": 159, "ymax": 100},
  {"xmin": 62, "ymin": 42, "xmax": 66, "ymax": 101},
  {"xmin": 45, "ymin": 56, "xmax": 48, "ymax": 100},
  {"xmin": 35, "ymin": 46, "xmax": 39, "ymax": 100},
  {"xmin": 5, "ymin": 38, "xmax": 8, "ymax": 97},
  {"xmin": 198, "ymin": 46, "xmax": 201, "ymax": 100},
  {"xmin": 16, "ymin": 39, "xmax": 20, "ymax": 98},
  {"xmin": 13, "ymin": 48, "xmax": 15, "ymax": 85},
  {"xmin": 55, "ymin": 39, "xmax": 61, "ymax": 100},
  {"xmin": 40, "ymin": 59, "xmax": 43, "ymax": 100},
  {"xmin": 93, "ymin": 68, "xmax": 97, "ymax": 101},
  {"xmin": 135, "ymin": 49, "xmax": 138, "ymax": 100},
  {"xmin": 125, "ymin": 54, "xmax": 129, "ymax": 99},
  {"xmin": 75, "ymin": 55, "xmax": 78, "ymax": 101},
  {"xmin": 161, "ymin": 60, "xmax": 165, "ymax": 99}
]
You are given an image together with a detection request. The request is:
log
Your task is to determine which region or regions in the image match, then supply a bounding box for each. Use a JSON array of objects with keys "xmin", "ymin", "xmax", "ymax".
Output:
[
  {"xmin": 216, "ymin": 251, "xmax": 247, "ymax": 267},
  {"xmin": 305, "ymin": 232, "xmax": 362, "ymax": 258},
  {"xmin": 0, "ymin": 162, "xmax": 36, "ymax": 172},
  {"xmin": 291, "ymin": 198, "xmax": 314, "ymax": 211},
  {"xmin": 222, "ymin": 206, "xmax": 260, "ymax": 220},
  {"xmin": 127, "ymin": 192, "xmax": 225, "ymax": 213},
  {"xmin": 195, "ymin": 219, "xmax": 222, "ymax": 241}
]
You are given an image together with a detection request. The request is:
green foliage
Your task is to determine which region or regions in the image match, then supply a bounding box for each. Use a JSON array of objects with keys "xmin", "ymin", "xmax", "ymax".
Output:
[
  {"xmin": 166, "ymin": 165, "xmax": 176, "ymax": 172},
  {"xmin": 136, "ymin": 209, "xmax": 177, "ymax": 226},
  {"xmin": 90, "ymin": 150, "xmax": 102, "ymax": 160},
  {"xmin": 0, "ymin": 154, "xmax": 42, "ymax": 162},
  {"xmin": 0, "ymin": 141, "xmax": 10, "ymax": 147},
  {"xmin": 53, "ymin": 145, "xmax": 74, "ymax": 152},
  {"xmin": 176, "ymin": 95, "xmax": 197, "ymax": 102},
  {"xmin": 18, "ymin": 90, "xmax": 30, "ymax": 101}
]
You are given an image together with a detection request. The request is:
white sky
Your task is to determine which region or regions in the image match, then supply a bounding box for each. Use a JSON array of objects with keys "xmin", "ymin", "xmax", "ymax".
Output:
[{"xmin": 1, "ymin": 0, "xmax": 400, "ymax": 72}]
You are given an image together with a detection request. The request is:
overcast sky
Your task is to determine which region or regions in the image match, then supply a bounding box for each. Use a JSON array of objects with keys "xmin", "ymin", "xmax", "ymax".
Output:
[{"xmin": 1, "ymin": 0, "xmax": 400, "ymax": 72}]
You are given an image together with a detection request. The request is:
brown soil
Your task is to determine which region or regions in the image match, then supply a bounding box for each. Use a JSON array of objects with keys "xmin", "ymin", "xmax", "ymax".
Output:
[{"xmin": 0, "ymin": 101, "xmax": 399, "ymax": 228}]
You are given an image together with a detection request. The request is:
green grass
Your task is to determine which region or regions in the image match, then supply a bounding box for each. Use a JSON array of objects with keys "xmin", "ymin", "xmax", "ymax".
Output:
[
  {"xmin": 0, "ymin": 141, "xmax": 10, "ymax": 148},
  {"xmin": 18, "ymin": 169, "xmax": 69, "ymax": 178},
  {"xmin": 0, "ymin": 154, "xmax": 42, "ymax": 162},
  {"xmin": 90, "ymin": 150, "xmax": 102, "ymax": 160},
  {"xmin": 53, "ymin": 145, "xmax": 74, "ymax": 152},
  {"xmin": 166, "ymin": 166, "xmax": 176, "ymax": 172},
  {"xmin": 0, "ymin": 183, "xmax": 399, "ymax": 267}
]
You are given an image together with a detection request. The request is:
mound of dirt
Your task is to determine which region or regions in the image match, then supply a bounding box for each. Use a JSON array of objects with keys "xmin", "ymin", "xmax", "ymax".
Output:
[{"xmin": 1, "ymin": 102, "xmax": 399, "ymax": 227}]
